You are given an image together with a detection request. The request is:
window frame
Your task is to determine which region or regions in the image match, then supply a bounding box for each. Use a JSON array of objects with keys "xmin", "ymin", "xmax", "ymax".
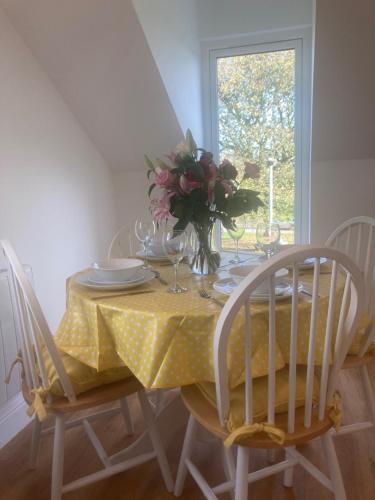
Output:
[{"xmin": 201, "ymin": 26, "xmax": 313, "ymax": 247}]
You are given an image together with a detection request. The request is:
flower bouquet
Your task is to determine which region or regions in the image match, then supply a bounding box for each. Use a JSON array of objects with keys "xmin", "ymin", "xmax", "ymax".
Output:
[{"xmin": 146, "ymin": 130, "xmax": 263, "ymax": 274}]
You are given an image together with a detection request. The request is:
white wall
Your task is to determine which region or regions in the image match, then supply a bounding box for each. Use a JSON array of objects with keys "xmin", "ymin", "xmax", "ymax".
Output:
[
  {"xmin": 133, "ymin": 0, "xmax": 203, "ymax": 144},
  {"xmin": 311, "ymin": 0, "xmax": 375, "ymax": 242},
  {"xmin": 197, "ymin": 0, "xmax": 313, "ymax": 39},
  {"xmin": 0, "ymin": 0, "xmax": 183, "ymax": 172},
  {"xmin": 311, "ymin": 159, "xmax": 375, "ymax": 243},
  {"xmin": 0, "ymin": 8, "xmax": 116, "ymax": 330}
]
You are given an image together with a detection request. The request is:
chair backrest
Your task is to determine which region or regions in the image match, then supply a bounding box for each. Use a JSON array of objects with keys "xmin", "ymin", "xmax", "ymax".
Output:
[
  {"xmin": 107, "ymin": 222, "xmax": 139, "ymax": 259},
  {"xmin": 325, "ymin": 216, "xmax": 375, "ymax": 355},
  {"xmin": 214, "ymin": 245, "xmax": 364, "ymax": 433},
  {"xmin": 1, "ymin": 239, "xmax": 76, "ymax": 402}
]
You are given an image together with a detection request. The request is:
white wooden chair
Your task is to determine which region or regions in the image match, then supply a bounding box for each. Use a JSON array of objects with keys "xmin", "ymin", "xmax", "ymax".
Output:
[
  {"xmin": 1, "ymin": 239, "xmax": 173, "ymax": 500},
  {"xmin": 174, "ymin": 246, "xmax": 364, "ymax": 500},
  {"xmin": 325, "ymin": 216, "xmax": 375, "ymax": 435}
]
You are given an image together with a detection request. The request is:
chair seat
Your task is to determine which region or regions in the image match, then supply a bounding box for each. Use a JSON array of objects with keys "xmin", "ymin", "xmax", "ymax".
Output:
[
  {"xmin": 42, "ymin": 346, "xmax": 133, "ymax": 397},
  {"xmin": 23, "ymin": 376, "xmax": 143, "ymax": 415},
  {"xmin": 343, "ymin": 352, "xmax": 375, "ymax": 369},
  {"xmin": 181, "ymin": 384, "xmax": 333, "ymax": 449},
  {"xmin": 196, "ymin": 366, "xmax": 320, "ymax": 432}
]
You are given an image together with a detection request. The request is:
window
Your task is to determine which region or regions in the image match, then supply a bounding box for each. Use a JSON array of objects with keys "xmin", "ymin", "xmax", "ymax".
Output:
[{"xmin": 203, "ymin": 28, "xmax": 312, "ymax": 249}]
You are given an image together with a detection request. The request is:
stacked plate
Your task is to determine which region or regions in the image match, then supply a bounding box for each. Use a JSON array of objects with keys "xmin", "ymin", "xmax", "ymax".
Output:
[
  {"xmin": 213, "ymin": 278, "xmax": 303, "ymax": 302},
  {"xmin": 214, "ymin": 264, "xmax": 303, "ymax": 302},
  {"xmin": 76, "ymin": 258, "xmax": 155, "ymax": 290},
  {"xmin": 136, "ymin": 241, "xmax": 170, "ymax": 263}
]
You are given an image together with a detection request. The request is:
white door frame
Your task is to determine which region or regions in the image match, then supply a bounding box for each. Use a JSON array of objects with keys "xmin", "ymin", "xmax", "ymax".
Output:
[{"xmin": 201, "ymin": 26, "xmax": 313, "ymax": 246}]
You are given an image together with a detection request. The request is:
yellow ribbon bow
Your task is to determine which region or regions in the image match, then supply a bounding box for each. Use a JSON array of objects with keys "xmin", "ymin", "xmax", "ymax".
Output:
[
  {"xmin": 27, "ymin": 387, "xmax": 50, "ymax": 422},
  {"xmin": 224, "ymin": 422, "xmax": 286, "ymax": 448},
  {"xmin": 328, "ymin": 391, "xmax": 342, "ymax": 431}
]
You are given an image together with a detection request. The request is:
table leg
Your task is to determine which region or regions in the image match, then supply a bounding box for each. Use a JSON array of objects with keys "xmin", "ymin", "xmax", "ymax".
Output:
[{"xmin": 109, "ymin": 390, "xmax": 188, "ymax": 465}]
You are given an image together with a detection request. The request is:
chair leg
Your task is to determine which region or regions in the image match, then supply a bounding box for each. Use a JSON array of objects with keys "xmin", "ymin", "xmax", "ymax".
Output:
[
  {"xmin": 235, "ymin": 446, "xmax": 250, "ymax": 500},
  {"xmin": 321, "ymin": 432, "xmax": 347, "ymax": 500},
  {"xmin": 51, "ymin": 415, "xmax": 65, "ymax": 500},
  {"xmin": 29, "ymin": 416, "xmax": 42, "ymax": 469},
  {"xmin": 222, "ymin": 445, "xmax": 235, "ymax": 500},
  {"xmin": 120, "ymin": 397, "xmax": 134, "ymax": 435},
  {"xmin": 138, "ymin": 390, "xmax": 174, "ymax": 492},
  {"xmin": 283, "ymin": 446, "xmax": 295, "ymax": 487},
  {"xmin": 174, "ymin": 415, "xmax": 198, "ymax": 496},
  {"xmin": 360, "ymin": 365, "xmax": 375, "ymax": 425}
]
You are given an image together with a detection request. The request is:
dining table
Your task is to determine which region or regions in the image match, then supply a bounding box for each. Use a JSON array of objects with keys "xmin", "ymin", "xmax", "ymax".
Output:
[
  {"xmin": 55, "ymin": 257, "xmax": 369, "ymax": 389},
  {"xmin": 54, "ymin": 255, "xmax": 370, "ymax": 463}
]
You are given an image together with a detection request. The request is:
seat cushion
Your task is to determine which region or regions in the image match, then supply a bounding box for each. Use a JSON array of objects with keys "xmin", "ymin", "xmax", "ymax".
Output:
[
  {"xmin": 196, "ymin": 366, "xmax": 320, "ymax": 431},
  {"xmin": 348, "ymin": 316, "xmax": 375, "ymax": 355},
  {"xmin": 42, "ymin": 347, "xmax": 133, "ymax": 397}
]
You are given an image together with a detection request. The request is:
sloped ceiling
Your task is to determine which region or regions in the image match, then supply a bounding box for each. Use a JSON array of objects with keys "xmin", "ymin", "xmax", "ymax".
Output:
[{"xmin": 0, "ymin": 0, "xmax": 182, "ymax": 171}]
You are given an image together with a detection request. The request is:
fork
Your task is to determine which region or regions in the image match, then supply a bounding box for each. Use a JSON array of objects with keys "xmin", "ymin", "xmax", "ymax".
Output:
[
  {"xmin": 198, "ymin": 288, "xmax": 224, "ymax": 308},
  {"xmin": 142, "ymin": 265, "xmax": 168, "ymax": 285},
  {"xmin": 152, "ymin": 269, "xmax": 168, "ymax": 285}
]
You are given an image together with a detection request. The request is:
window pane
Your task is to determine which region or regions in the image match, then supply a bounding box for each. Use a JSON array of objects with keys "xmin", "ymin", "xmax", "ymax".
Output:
[{"xmin": 217, "ymin": 49, "xmax": 296, "ymax": 249}]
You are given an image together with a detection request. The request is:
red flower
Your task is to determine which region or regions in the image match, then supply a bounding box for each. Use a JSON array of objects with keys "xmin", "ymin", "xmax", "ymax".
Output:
[
  {"xmin": 219, "ymin": 159, "xmax": 238, "ymax": 180},
  {"xmin": 244, "ymin": 161, "xmax": 260, "ymax": 179}
]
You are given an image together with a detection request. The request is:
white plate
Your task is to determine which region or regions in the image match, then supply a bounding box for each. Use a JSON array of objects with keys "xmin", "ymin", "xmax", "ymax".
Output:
[
  {"xmin": 136, "ymin": 250, "xmax": 170, "ymax": 262},
  {"xmin": 88, "ymin": 272, "xmax": 145, "ymax": 286},
  {"xmin": 213, "ymin": 278, "xmax": 303, "ymax": 302},
  {"xmin": 76, "ymin": 269, "xmax": 155, "ymax": 290},
  {"xmin": 298, "ymin": 257, "xmax": 327, "ymax": 270}
]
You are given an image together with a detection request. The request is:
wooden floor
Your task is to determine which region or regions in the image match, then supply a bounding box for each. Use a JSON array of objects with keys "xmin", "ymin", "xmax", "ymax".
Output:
[{"xmin": 1, "ymin": 365, "xmax": 375, "ymax": 500}]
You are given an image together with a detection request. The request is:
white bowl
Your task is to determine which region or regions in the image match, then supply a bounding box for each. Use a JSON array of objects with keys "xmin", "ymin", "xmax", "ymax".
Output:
[
  {"xmin": 229, "ymin": 265, "xmax": 289, "ymax": 294},
  {"xmin": 149, "ymin": 240, "xmax": 166, "ymax": 256},
  {"xmin": 91, "ymin": 258, "xmax": 143, "ymax": 282}
]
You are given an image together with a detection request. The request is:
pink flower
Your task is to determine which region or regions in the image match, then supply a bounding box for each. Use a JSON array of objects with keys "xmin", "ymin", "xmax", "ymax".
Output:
[
  {"xmin": 175, "ymin": 140, "xmax": 190, "ymax": 155},
  {"xmin": 180, "ymin": 174, "xmax": 201, "ymax": 194},
  {"xmin": 155, "ymin": 169, "xmax": 175, "ymax": 188},
  {"xmin": 152, "ymin": 192, "xmax": 173, "ymax": 221},
  {"xmin": 244, "ymin": 161, "xmax": 260, "ymax": 179},
  {"xmin": 219, "ymin": 159, "xmax": 238, "ymax": 180},
  {"xmin": 166, "ymin": 151, "xmax": 177, "ymax": 165}
]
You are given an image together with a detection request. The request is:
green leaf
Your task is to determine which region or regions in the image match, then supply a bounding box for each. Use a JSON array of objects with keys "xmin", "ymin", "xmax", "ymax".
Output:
[
  {"xmin": 218, "ymin": 214, "xmax": 235, "ymax": 231},
  {"xmin": 173, "ymin": 218, "xmax": 190, "ymax": 233},
  {"xmin": 144, "ymin": 154, "xmax": 155, "ymax": 171},
  {"xmin": 147, "ymin": 170, "xmax": 152, "ymax": 180},
  {"xmin": 185, "ymin": 129, "xmax": 197, "ymax": 154},
  {"xmin": 156, "ymin": 158, "xmax": 170, "ymax": 171},
  {"xmin": 214, "ymin": 182, "xmax": 226, "ymax": 210},
  {"xmin": 225, "ymin": 189, "xmax": 264, "ymax": 217},
  {"xmin": 189, "ymin": 161, "xmax": 204, "ymax": 179},
  {"xmin": 148, "ymin": 183, "xmax": 156, "ymax": 197}
]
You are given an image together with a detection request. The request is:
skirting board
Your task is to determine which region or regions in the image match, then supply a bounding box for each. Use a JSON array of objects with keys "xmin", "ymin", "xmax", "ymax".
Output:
[{"xmin": 0, "ymin": 392, "xmax": 31, "ymax": 448}]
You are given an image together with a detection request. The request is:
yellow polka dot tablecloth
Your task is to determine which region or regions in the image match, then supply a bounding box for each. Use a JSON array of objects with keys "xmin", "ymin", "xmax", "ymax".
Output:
[{"xmin": 55, "ymin": 263, "xmax": 369, "ymax": 390}]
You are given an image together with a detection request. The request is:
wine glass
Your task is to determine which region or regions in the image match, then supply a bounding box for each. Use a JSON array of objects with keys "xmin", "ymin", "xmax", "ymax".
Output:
[
  {"xmin": 162, "ymin": 230, "xmax": 188, "ymax": 293},
  {"xmin": 228, "ymin": 217, "xmax": 246, "ymax": 264},
  {"xmin": 134, "ymin": 220, "xmax": 156, "ymax": 268},
  {"xmin": 256, "ymin": 222, "xmax": 280, "ymax": 259}
]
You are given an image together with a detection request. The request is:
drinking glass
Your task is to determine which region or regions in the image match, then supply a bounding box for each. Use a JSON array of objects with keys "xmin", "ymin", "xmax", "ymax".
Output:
[
  {"xmin": 134, "ymin": 220, "xmax": 156, "ymax": 268},
  {"xmin": 228, "ymin": 217, "xmax": 246, "ymax": 263},
  {"xmin": 162, "ymin": 230, "xmax": 188, "ymax": 293},
  {"xmin": 256, "ymin": 222, "xmax": 280, "ymax": 259}
]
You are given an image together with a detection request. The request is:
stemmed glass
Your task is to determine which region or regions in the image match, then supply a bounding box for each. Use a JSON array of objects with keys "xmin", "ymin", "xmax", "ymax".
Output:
[
  {"xmin": 256, "ymin": 222, "xmax": 280, "ymax": 259},
  {"xmin": 134, "ymin": 220, "xmax": 156, "ymax": 268},
  {"xmin": 162, "ymin": 230, "xmax": 188, "ymax": 293},
  {"xmin": 228, "ymin": 217, "xmax": 246, "ymax": 264}
]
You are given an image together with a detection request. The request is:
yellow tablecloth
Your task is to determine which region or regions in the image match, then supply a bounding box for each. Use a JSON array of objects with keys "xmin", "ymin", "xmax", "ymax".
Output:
[{"xmin": 55, "ymin": 263, "xmax": 369, "ymax": 389}]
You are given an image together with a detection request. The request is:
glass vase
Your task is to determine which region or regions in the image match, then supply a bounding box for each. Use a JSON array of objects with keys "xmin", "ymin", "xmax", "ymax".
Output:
[{"xmin": 191, "ymin": 221, "xmax": 220, "ymax": 275}]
